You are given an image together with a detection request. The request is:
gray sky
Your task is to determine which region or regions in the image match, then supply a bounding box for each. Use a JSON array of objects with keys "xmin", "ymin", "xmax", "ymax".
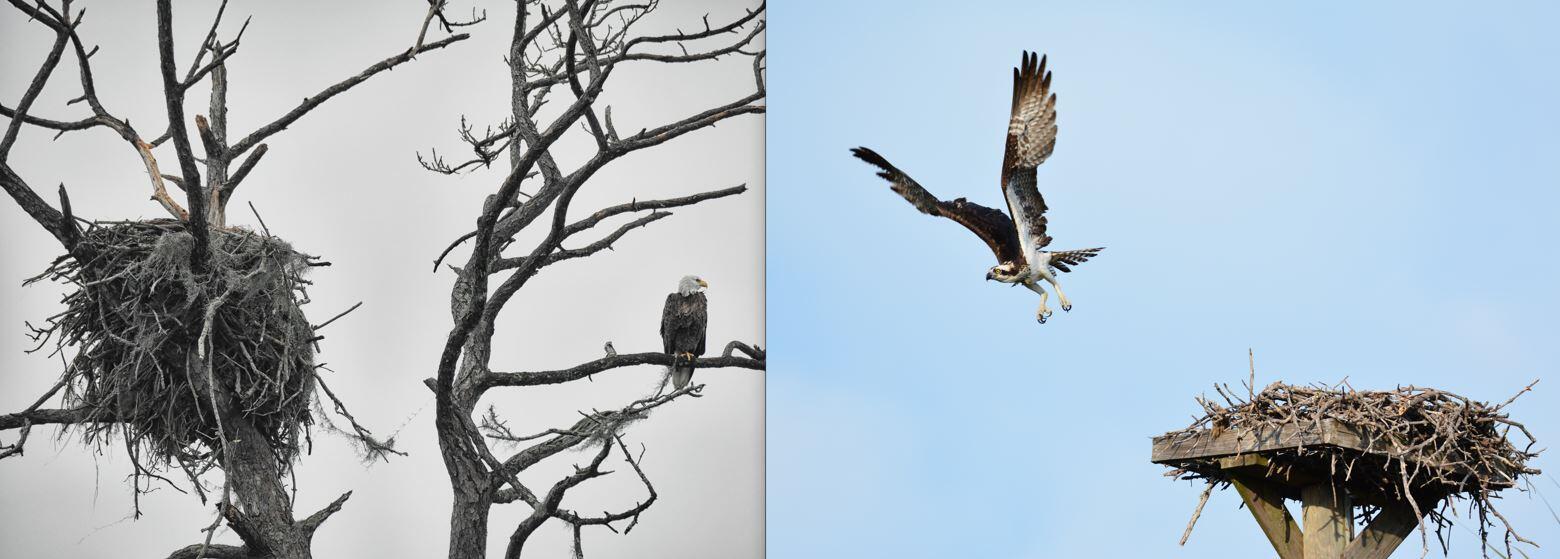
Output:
[{"xmin": 0, "ymin": 2, "xmax": 763, "ymax": 558}]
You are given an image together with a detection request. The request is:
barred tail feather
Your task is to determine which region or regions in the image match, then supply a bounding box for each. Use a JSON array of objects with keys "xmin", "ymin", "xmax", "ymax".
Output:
[{"xmin": 1049, "ymin": 247, "xmax": 1104, "ymax": 273}]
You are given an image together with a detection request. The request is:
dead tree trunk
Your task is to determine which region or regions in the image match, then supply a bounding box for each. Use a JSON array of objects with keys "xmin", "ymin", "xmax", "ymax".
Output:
[{"xmin": 438, "ymin": 386, "xmax": 496, "ymax": 559}]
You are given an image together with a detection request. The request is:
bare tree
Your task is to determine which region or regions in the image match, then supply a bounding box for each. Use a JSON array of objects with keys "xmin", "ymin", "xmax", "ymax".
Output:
[
  {"xmin": 419, "ymin": 1, "xmax": 766, "ymax": 557},
  {"xmin": 0, "ymin": 2, "xmax": 471, "ymax": 558}
]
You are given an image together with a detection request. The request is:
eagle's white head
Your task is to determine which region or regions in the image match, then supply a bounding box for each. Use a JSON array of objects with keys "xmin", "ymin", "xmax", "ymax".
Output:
[
  {"xmin": 678, "ymin": 275, "xmax": 708, "ymax": 296},
  {"xmin": 985, "ymin": 262, "xmax": 1025, "ymax": 284}
]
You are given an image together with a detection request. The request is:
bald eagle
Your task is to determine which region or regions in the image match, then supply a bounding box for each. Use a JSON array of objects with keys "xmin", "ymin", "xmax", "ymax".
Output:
[
  {"xmin": 661, "ymin": 275, "xmax": 708, "ymax": 390},
  {"xmin": 851, "ymin": 51, "xmax": 1103, "ymax": 323}
]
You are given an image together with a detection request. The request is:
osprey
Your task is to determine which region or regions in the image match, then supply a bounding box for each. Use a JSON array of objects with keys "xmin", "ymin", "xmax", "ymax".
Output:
[
  {"xmin": 851, "ymin": 51, "xmax": 1103, "ymax": 323},
  {"xmin": 660, "ymin": 275, "xmax": 708, "ymax": 390}
]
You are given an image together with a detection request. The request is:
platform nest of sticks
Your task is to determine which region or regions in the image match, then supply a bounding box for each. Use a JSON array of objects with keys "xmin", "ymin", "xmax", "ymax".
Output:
[
  {"xmin": 1152, "ymin": 381, "xmax": 1540, "ymax": 559},
  {"xmin": 28, "ymin": 219, "xmax": 322, "ymax": 472}
]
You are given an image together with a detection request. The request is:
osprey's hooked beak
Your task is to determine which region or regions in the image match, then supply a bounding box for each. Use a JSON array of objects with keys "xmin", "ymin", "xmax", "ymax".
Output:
[{"xmin": 985, "ymin": 270, "xmax": 995, "ymax": 281}]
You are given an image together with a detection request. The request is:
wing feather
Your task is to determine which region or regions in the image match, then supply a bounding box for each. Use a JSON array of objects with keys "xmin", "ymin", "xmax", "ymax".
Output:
[
  {"xmin": 660, "ymin": 293, "xmax": 679, "ymax": 355},
  {"xmin": 1001, "ymin": 51, "xmax": 1058, "ymax": 254},
  {"xmin": 851, "ymin": 146, "xmax": 1024, "ymax": 266},
  {"xmin": 690, "ymin": 292, "xmax": 707, "ymax": 357}
]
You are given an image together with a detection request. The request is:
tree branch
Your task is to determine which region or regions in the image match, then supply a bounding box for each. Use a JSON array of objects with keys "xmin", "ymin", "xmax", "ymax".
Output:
[
  {"xmin": 503, "ymin": 434, "xmax": 613, "ymax": 559},
  {"xmin": 0, "ymin": 376, "xmax": 72, "ymax": 459},
  {"xmin": 2, "ymin": 2, "xmax": 193, "ymax": 222},
  {"xmin": 226, "ymin": 33, "xmax": 470, "ymax": 157},
  {"xmin": 490, "ymin": 385, "xmax": 700, "ymax": 490},
  {"xmin": 0, "ymin": 6, "xmax": 70, "ymax": 158},
  {"xmin": 564, "ymin": 184, "xmax": 746, "ymax": 237},
  {"xmin": 615, "ymin": 83, "xmax": 764, "ymax": 153},
  {"xmin": 156, "ymin": 0, "xmax": 209, "ymax": 269},
  {"xmin": 562, "ymin": 436, "xmax": 657, "ymax": 529},
  {"xmin": 485, "ymin": 348, "xmax": 764, "ymax": 388},
  {"xmin": 0, "ymin": 106, "xmax": 95, "ymax": 131},
  {"xmin": 489, "ymin": 183, "xmax": 751, "ymax": 272},
  {"xmin": 0, "ymin": 406, "xmax": 99, "ymax": 430},
  {"xmin": 436, "ymin": 21, "xmax": 605, "ymax": 397},
  {"xmin": 0, "ymin": 2, "xmax": 77, "ymax": 246},
  {"xmin": 221, "ymin": 143, "xmax": 266, "ymax": 201},
  {"xmin": 522, "ymin": 6, "xmax": 765, "ymax": 89},
  {"xmin": 491, "ymin": 210, "xmax": 666, "ymax": 272},
  {"xmin": 0, "ymin": 163, "xmax": 72, "ymax": 247},
  {"xmin": 297, "ymin": 491, "xmax": 353, "ymax": 534},
  {"xmin": 163, "ymin": 543, "xmax": 253, "ymax": 559}
]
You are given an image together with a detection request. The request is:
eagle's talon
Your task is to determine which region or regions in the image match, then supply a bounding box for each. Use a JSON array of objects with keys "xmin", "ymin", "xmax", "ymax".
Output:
[{"xmin": 1061, "ymin": 303, "xmax": 1072, "ymax": 312}]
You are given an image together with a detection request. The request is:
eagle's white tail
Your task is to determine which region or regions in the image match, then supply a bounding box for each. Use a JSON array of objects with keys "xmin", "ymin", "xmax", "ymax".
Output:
[{"xmin": 670, "ymin": 365, "xmax": 694, "ymax": 390}]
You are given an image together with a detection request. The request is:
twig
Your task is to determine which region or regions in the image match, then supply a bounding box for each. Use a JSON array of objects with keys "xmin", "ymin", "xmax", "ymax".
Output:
[
  {"xmin": 312, "ymin": 301, "xmax": 364, "ymax": 331},
  {"xmin": 1179, "ymin": 482, "xmax": 1214, "ymax": 546}
]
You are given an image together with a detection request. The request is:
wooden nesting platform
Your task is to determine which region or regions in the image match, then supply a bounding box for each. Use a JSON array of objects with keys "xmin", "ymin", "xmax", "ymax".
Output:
[
  {"xmin": 1151, "ymin": 419, "xmax": 1496, "ymax": 559},
  {"xmin": 1154, "ymin": 418, "xmax": 1515, "ymax": 499}
]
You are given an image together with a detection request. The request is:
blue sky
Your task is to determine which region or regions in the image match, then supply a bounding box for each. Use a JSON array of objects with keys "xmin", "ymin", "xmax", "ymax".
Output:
[{"xmin": 767, "ymin": 1, "xmax": 1560, "ymax": 557}]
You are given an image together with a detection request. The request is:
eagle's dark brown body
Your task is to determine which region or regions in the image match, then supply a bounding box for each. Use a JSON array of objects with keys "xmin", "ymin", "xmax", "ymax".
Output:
[{"xmin": 661, "ymin": 291, "xmax": 708, "ymax": 389}]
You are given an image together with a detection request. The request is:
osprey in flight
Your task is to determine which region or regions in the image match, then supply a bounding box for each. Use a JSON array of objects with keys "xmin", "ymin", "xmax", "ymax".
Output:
[
  {"xmin": 661, "ymin": 275, "xmax": 709, "ymax": 390},
  {"xmin": 851, "ymin": 51, "xmax": 1103, "ymax": 323}
]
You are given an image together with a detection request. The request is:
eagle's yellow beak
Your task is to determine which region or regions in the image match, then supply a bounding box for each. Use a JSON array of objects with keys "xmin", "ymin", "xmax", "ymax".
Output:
[{"xmin": 697, "ymin": 278, "xmax": 709, "ymax": 288}]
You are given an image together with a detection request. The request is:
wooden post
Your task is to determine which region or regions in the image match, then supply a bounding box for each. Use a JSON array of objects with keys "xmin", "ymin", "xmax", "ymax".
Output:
[
  {"xmin": 1301, "ymin": 483, "xmax": 1352, "ymax": 559},
  {"xmin": 1229, "ymin": 474, "xmax": 1304, "ymax": 559},
  {"xmin": 1342, "ymin": 503, "xmax": 1420, "ymax": 559}
]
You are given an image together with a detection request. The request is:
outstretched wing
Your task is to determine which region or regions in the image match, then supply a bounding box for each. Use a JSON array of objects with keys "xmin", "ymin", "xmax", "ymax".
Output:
[
  {"xmin": 851, "ymin": 146, "xmax": 1024, "ymax": 266},
  {"xmin": 1001, "ymin": 51, "xmax": 1059, "ymax": 256}
]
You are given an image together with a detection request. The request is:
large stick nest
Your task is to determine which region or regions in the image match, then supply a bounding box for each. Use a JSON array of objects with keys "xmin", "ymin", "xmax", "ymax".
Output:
[
  {"xmin": 1160, "ymin": 381, "xmax": 1541, "ymax": 554},
  {"xmin": 30, "ymin": 220, "xmax": 320, "ymax": 470}
]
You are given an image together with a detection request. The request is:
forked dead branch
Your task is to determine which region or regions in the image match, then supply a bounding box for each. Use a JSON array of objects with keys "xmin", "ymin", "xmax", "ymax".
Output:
[{"xmin": 1156, "ymin": 381, "xmax": 1541, "ymax": 558}]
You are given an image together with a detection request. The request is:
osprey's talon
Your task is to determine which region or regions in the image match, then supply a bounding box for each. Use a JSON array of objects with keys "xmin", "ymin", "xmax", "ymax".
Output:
[{"xmin": 1061, "ymin": 303, "xmax": 1072, "ymax": 312}]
